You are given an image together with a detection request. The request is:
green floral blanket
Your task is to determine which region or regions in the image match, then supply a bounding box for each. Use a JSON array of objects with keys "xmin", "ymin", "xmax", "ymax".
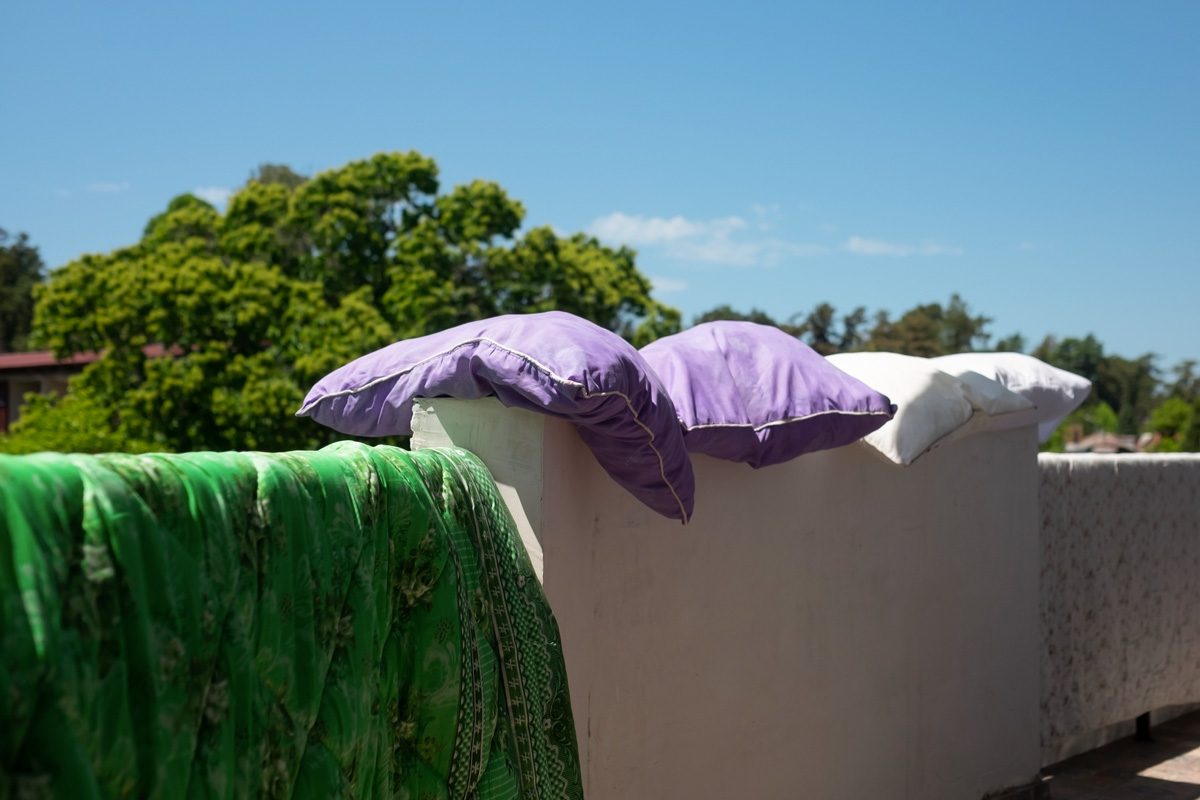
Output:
[{"xmin": 0, "ymin": 444, "xmax": 582, "ymax": 799}]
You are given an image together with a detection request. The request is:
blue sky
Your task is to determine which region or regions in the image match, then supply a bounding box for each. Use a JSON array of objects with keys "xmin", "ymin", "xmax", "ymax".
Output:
[{"xmin": 2, "ymin": 2, "xmax": 1197, "ymax": 366}]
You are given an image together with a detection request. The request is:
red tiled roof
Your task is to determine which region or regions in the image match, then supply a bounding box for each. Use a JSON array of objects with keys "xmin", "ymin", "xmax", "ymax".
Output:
[
  {"xmin": 0, "ymin": 350, "xmax": 100, "ymax": 370},
  {"xmin": 0, "ymin": 344, "xmax": 170, "ymax": 372}
]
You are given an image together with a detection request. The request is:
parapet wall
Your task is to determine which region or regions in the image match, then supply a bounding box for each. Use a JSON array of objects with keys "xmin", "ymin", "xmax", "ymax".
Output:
[
  {"xmin": 1039, "ymin": 453, "xmax": 1200, "ymax": 764},
  {"xmin": 414, "ymin": 398, "xmax": 1043, "ymax": 800}
]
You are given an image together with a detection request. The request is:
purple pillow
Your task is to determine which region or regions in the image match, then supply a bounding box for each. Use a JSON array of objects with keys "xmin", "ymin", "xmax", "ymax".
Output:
[
  {"xmin": 297, "ymin": 311, "xmax": 694, "ymax": 522},
  {"xmin": 639, "ymin": 322, "xmax": 895, "ymax": 468}
]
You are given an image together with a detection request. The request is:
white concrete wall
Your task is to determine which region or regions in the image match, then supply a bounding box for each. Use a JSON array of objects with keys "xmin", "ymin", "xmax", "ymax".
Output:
[{"xmin": 414, "ymin": 399, "xmax": 1043, "ymax": 800}]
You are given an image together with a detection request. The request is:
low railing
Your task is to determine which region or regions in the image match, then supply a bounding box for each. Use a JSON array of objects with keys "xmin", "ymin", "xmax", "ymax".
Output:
[
  {"xmin": 1039, "ymin": 453, "xmax": 1200, "ymax": 764},
  {"xmin": 414, "ymin": 398, "xmax": 1044, "ymax": 800},
  {"xmin": 412, "ymin": 399, "xmax": 1200, "ymax": 797}
]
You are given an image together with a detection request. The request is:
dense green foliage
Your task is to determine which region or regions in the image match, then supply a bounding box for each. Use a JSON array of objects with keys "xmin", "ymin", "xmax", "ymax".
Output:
[
  {"xmin": 694, "ymin": 297, "xmax": 1200, "ymax": 451},
  {"xmin": 0, "ymin": 391, "xmax": 154, "ymax": 455},
  {"xmin": 2, "ymin": 152, "xmax": 678, "ymax": 453},
  {"xmin": 0, "ymin": 228, "xmax": 45, "ymax": 352}
]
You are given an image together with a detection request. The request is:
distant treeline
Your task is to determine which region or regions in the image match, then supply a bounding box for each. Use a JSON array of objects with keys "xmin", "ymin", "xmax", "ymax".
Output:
[{"xmin": 692, "ymin": 297, "xmax": 1199, "ymax": 452}]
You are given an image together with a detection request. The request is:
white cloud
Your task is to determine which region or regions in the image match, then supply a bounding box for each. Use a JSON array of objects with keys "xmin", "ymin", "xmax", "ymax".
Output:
[
  {"xmin": 590, "ymin": 213, "xmax": 962, "ymax": 265},
  {"xmin": 668, "ymin": 235, "xmax": 761, "ymax": 267},
  {"xmin": 650, "ymin": 276, "xmax": 688, "ymax": 293},
  {"xmin": 85, "ymin": 181, "xmax": 130, "ymax": 193},
  {"xmin": 844, "ymin": 236, "xmax": 963, "ymax": 257},
  {"xmin": 763, "ymin": 241, "xmax": 831, "ymax": 262},
  {"xmin": 194, "ymin": 186, "xmax": 232, "ymax": 207},
  {"xmin": 1016, "ymin": 241, "xmax": 1036, "ymax": 251},
  {"xmin": 589, "ymin": 212, "xmax": 744, "ymax": 246},
  {"xmin": 589, "ymin": 210, "xmax": 825, "ymax": 268},
  {"xmin": 749, "ymin": 203, "xmax": 782, "ymax": 230},
  {"xmin": 671, "ymin": 238, "xmax": 829, "ymax": 267}
]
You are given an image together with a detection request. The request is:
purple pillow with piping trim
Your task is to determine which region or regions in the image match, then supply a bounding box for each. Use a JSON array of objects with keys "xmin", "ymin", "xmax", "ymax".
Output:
[
  {"xmin": 640, "ymin": 321, "xmax": 895, "ymax": 468},
  {"xmin": 297, "ymin": 311, "xmax": 694, "ymax": 522}
]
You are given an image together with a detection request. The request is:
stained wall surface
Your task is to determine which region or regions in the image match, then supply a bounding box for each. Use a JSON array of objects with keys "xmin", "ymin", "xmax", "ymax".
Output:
[{"xmin": 415, "ymin": 399, "xmax": 1043, "ymax": 800}]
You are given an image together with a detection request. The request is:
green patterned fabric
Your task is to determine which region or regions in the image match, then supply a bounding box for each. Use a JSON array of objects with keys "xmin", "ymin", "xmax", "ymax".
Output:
[{"xmin": 0, "ymin": 443, "xmax": 582, "ymax": 800}]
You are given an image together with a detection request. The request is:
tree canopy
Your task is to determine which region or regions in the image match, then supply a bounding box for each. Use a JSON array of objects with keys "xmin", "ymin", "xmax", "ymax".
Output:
[
  {"xmin": 0, "ymin": 228, "xmax": 45, "ymax": 352},
  {"xmin": 4, "ymin": 151, "xmax": 678, "ymax": 453},
  {"xmin": 691, "ymin": 294, "xmax": 1002, "ymax": 359}
]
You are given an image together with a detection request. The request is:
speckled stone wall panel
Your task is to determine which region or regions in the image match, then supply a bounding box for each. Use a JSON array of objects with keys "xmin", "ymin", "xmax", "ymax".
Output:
[{"xmin": 1040, "ymin": 454, "xmax": 1200, "ymax": 764}]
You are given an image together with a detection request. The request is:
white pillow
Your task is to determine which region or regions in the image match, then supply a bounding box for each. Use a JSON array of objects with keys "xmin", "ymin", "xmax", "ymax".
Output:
[
  {"xmin": 932, "ymin": 353, "xmax": 1091, "ymax": 443},
  {"xmin": 953, "ymin": 369, "xmax": 1036, "ymax": 417},
  {"xmin": 826, "ymin": 352, "xmax": 975, "ymax": 465}
]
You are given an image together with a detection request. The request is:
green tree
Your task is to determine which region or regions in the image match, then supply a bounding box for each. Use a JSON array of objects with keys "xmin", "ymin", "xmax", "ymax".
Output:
[
  {"xmin": 1167, "ymin": 360, "xmax": 1199, "ymax": 402},
  {"xmin": 251, "ymin": 163, "xmax": 307, "ymax": 189},
  {"xmin": 0, "ymin": 389, "xmax": 154, "ymax": 455},
  {"xmin": 690, "ymin": 302, "xmax": 865, "ymax": 354},
  {"xmin": 693, "ymin": 304, "xmax": 789, "ymax": 329},
  {"xmin": 790, "ymin": 302, "xmax": 867, "ymax": 355},
  {"xmin": 0, "ymin": 228, "xmax": 45, "ymax": 352},
  {"xmin": 1100, "ymin": 354, "xmax": 1158, "ymax": 435},
  {"xmin": 1032, "ymin": 335, "xmax": 1105, "ymax": 386},
  {"xmin": 867, "ymin": 304, "xmax": 946, "ymax": 356},
  {"xmin": 1184, "ymin": 402, "xmax": 1200, "ymax": 452},
  {"xmin": 1033, "ymin": 334, "xmax": 1162, "ymax": 439},
  {"xmin": 1088, "ymin": 402, "xmax": 1120, "ymax": 434},
  {"xmin": 6, "ymin": 151, "xmax": 677, "ymax": 454},
  {"xmin": 994, "ymin": 333, "xmax": 1025, "ymax": 352},
  {"xmin": 792, "ymin": 303, "xmax": 838, "ymax": 353},
  {"xmin": 864, "ymin": 294, "xmax": 991, "ymax": 356},
  {"xmin": 940, "ymin": 293, "xmax": 992, "ymax": 353},
  {"xmin": 1149, "ymin": 396, "xmax": 1194, "ymax": 437},
  {"xmin": 693, "ymin": 295, "xmax": 990, "ymax": 357}
]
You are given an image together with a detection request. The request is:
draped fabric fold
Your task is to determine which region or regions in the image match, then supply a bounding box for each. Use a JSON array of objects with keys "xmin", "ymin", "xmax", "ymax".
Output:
[{"xmin": 0, "ymin": 444, "xmax": 582, "ymax": 800}]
